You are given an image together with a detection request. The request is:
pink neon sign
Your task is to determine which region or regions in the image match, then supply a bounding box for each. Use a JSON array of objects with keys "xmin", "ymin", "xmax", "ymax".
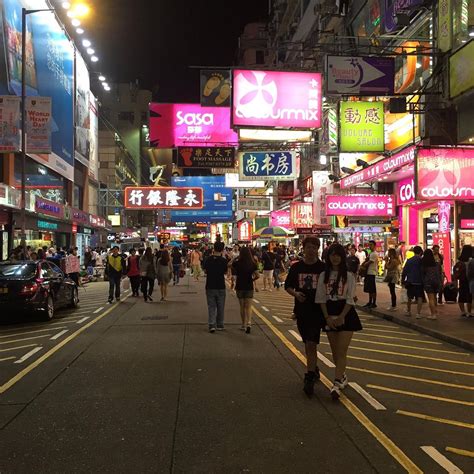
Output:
[
  {"xmin": 326, "ymin": 194, "xmax": 395, "ymax": 216},
  {"xmin": 340, "ymin": 146, "xmax": 416, "ymax": 189},
  {"xmin": 232, "ymin": 70, "xmax": 322, "ymax": 129},
  {"xmin": 461, "ymin": 219, "xmax": 474, "ymax": 229},
  {"xmin": 149, "ymin": 103, "xmax": 238, "ymax": 148},
  {"xmin": 417, "ymin": 147, "xmax": 474, "ymax": 200},
  {"xmin": 271, "ymin": 210, "xmax": 290, "ymax": 228},
  {"xmin": 397, "ymin": 176, "xmax": 416, "ymax": 205}
]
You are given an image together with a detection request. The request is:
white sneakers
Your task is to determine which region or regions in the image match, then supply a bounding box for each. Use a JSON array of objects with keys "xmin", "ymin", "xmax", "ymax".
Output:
[{"xmin": 330, "ymin": 374, "xmax": 348, "ymax": 400}]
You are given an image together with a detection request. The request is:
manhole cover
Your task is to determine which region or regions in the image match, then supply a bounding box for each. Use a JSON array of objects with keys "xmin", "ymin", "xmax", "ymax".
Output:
[
  {"xmin": 180, "ymin": 291, "xmax": 197, "ymax": 294},
  {"xmin": 141, "ymin": 316, "xmax": 169, "ymax": 320}
]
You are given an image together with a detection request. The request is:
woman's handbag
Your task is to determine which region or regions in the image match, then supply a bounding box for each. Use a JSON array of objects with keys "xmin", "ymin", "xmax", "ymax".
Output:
[
  {"xmin": 278, "ymin": 271, "xmax": 288, "ymax": 283},
  {"xmin": 358, "ymin": 260, "xmax": 370, "ymax": 278},
  {"xmin": 122, "ymin": 278, "xmax": 130, "ymax": 290}
]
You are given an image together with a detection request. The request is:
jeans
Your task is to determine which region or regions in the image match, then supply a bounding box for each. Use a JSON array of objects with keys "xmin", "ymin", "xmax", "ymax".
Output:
[
  {"xmin": 129, "ymin": 275, "xmax": 141, "ymax": 295},
  {"xmin": 108, "ymin": 274, "xmax": 121, "ymax": 300},
  {"xmin": 206, "ymin": 289, "xmax": 226, "ymax": 329},
  {"xmin": 388, "ymin": 282, "xmax": 396, "ymax": 307},
  {"xmin": 173, "ymin": 264, "xmax": 181, "ymax": 284},
  {"xmin": 141, "ymin": 277, "xmax": 154, "ymax": 297},
  {"xmin": 273, "ymin": 268, "xmax": 281, "ymax": 288}
]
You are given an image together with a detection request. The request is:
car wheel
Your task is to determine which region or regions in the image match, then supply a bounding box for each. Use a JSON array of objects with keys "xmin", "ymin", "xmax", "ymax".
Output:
[
  {"xmin": 42, "ymin": 295, "xmax": 54, "ymax": 321},
  {"xmin": 70, "ymin": 287, "xmax": 79, "ymax": 308}
]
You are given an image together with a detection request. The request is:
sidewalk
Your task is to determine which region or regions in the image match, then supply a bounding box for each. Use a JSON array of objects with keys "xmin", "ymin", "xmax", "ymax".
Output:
[{"xmin": 355, "ymin": 281, "xmax": 474, "ymax": 351}]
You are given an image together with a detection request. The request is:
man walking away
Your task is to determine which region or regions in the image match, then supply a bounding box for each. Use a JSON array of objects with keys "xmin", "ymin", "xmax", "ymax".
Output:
[
  {"xmin": 402, "ymin": 246, "xmax": 424, "ymax": 318},
  {"xmin": 105, "ymin": 246, "xmax": 126, "ymax": 304},
  {"xmin": 203, "ymin": 242, "xmax": 228, "ymax": 333},
  {"xmin": 363, "ymin": 240, "xmax": 379, "ymax": 308},
  {"xmin": 262, "ymin": 245, "xmax": 275, "ymax": 291}
]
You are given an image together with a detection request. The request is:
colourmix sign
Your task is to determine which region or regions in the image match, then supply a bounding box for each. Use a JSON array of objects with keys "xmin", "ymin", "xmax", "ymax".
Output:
[{"xmin": 325, "ymin": 195, "xmax": 395, "ymax": 217}]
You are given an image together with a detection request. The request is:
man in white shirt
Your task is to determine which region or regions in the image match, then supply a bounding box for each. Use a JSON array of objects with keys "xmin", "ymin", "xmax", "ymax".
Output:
[
  {"xmin": 355, "ymin": 245, "xmax": 367, "ymax": 285},
  {"xmin": 363, "ymin": 240, "xmax": 379, "ymax": 308}
]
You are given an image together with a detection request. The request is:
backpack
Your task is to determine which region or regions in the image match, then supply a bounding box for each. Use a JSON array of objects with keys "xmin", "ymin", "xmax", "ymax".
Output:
[{"xmin": 468, "ymin": 259, "xmax": 474, "ymax": 280}]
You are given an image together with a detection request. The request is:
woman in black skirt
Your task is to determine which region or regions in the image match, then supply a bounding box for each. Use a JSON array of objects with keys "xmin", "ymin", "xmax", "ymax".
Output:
[{"xmin": 316, "ymin": 243, "xmax": 362, "ymax": 400}]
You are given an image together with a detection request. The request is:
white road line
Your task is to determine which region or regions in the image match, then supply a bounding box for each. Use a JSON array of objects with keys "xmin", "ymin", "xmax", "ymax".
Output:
[
  {"xmin": 50, "ymin": 330, "xmax": 68, "ymax": 340},
  {"xmin": 288, "ymin": 330, "xmax": 302, "ymax": 342},
  {"xmin": 253, "ymin": 299, "xmax": 260, "ymax": 303},
  {"xmin": 421, "ymin": 446, "xmax": 463, "ymax": 473},
  {"xmin": 93, "ymin": 306, "xmax": 104, "ymax": 314},
  {"xmin": 261, "ymin": 306, "xmax": 270, "ymax": 312},
  {"xmin": 14, "ymin": 347, "xmax": 43, "ymax": 364},
  {"xmin": 272, "ymin": 316, "xmax": 283, "ymax": 323},
  {"xmin": 349, "ymin": 382, "xmax": 387, "ymax": 411},
  {"xmin": 76, "ymin": 317, "xmax": 90, "ymax": 324},
  {"xmin": 318, "ymin": 353, "xmax": 336, "ymax": 368}
]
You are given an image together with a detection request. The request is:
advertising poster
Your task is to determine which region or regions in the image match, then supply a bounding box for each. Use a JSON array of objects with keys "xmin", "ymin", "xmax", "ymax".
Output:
[
  {"xmin": 124, "ymin": 187, "xmax": 204, "ymax": 210},
  {"xmin": 340, "ymin": 101, "xmax": 385, "ymax": 153},
  {"xmin": 239, "ymin": 151, "xmax": 297, "ymax": 181},
  {"xmin": 232, "ymin": 70, "xmax": 322, "ymax": 129},
  {"xmin": 88, "ymin": 93, "xmax": 99, "ymax": 181},
  {"xmin": 432, "ymin": 232, "xmax": 452, "ymax": 283},
  {"xmin": 200, "ymin": 70, "xmax": 231, "ymax": 107},
  {"xmin": 326, "ymin": 194, "xmax": 395, "ymax": 216},
  {"xmin": 312, "ymin": 171, "xmax": 332, "ymax": 226},
  {"xmin": 75, "ymin": 52, "xmax": 90, "ymax": 165},
  {"xmin": 290, "ymin": 202, "xmax": 313, "ymax": 228},
  {"xmin": 0, "ymin": 0, "xmax": 74, "ymax": 180},
  {"xmin": 397, "ymin": 176, "xmax": 416, "ymax": 205},
  {"xmin": 0, "ymin": 95, "xmax": 20, "ymax": 151},
  {"xmin": 270, "ymin": 210, "xmax": 290, "ymax": 228},
  {"xmin": 177, "ymin": 146, "xmax": 235, "ymax": 168},
  {"xmin": 238, "ymin": 221, "xmax": 252, "ymax": 242},
  {"xmin": 326, "ymin": 56, "xmax": 394, "ymax": 95},
  {"xmin": 26, "ymin": 96, "xmax": 51, "ymax": 153},
  {"xmin": 171, "ymin": 176, "xmax": 233, "ymax": 222},
  {"xmin": 149, "ymin": 103, "xmax": 237, "ymax": 148}
]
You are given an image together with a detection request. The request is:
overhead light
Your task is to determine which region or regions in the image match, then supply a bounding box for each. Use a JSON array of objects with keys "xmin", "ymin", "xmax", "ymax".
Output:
[
  {"xmin": 142, "ymin": 124, "xmax": 148, "ymax": 129},
  {"xmin": 71, "ymin": 19, "xmax": 81, "ymax": 27},
  {"xmin": 87, "ymin": 48, "xmax": 95, "ymax": 55},
  {"xmin": 76, "ymin": 28, "xmax": 84, "ymax": 34},
  {"xmin": 62, "ymin": 1, "xmax": 71, "ymax": 9},
  {"xmin": 66, "ymin": 10, "xmax": 75, "ymax": 18},
  {"xmin": 82, "ymin": 39, "xmax": 91, "ymax": 47},
  {"xmin": 319, "ymin": 154, "xmax": 327, "ymax": 165},
  {"xmin": 91, "ymin": 55, "xmax": 99, "ymax": 62},
  {"xmin": 341, "ymin": 167, "xmax": 355, "ymax": 175},
  {"xmin": 469, "ymin": 137, "xmax": 473, "ymax": 142},
  {"xmin": 72, "ymin": 3, "xmax": 90, "ymax": 17},
  {"xmin": 102, "ymin": 82, "xmax": 109, "ymax": 87},
  {"xmin": 98, "ymin": 75, "xmax": 106, "ymax": 81}
]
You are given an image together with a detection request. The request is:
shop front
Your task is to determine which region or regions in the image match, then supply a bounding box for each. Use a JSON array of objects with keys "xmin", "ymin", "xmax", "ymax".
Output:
[{"xmin": 70, "ymin": 208, "xmax": 94, "ymax": 262}]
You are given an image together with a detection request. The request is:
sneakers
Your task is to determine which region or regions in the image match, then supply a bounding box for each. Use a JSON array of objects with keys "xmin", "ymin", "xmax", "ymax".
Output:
[
  {"xmin": 303, "ymin": 372, "xmax": 316, "ymax": 398},
  {"xmin": 330, "ymin": 383, "xmax": 341, "ymax": 400},
  {"xmin": 217, "ymin": 327, "xmax": 225, "ymax": 331},
  {"xmin": 387, "ymin": 306, "xmax": 397, "ymax": 311},
  {"xmin": 416, "ymin": 313, "xmax": 423, "ymax": 319},
  {"xmin": 209, "ymin": 327, "xmax": 216, "ymax": 333},
  {"xmin": 108, "ymin": 299, "xmax": 113, "ymax": 304},
  {"xmin": 339, "ymin": 374, "xmax": 348, "ymax": 389},
  {"xmin": 245, "ymin": 326, "xmax": 251, "ymax": 334}
]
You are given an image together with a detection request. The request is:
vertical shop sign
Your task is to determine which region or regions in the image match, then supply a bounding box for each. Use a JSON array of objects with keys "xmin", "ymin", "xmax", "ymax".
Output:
[
  {"xmin": 290, "ymin": 202, "xmax": 313, "ymax": 228},
  {"xmin": 432, "ymin": 232, "xmax": 452, "ymax": 283},
  {"xmin": 438, "ymin": 0, "xmax": 452, "ymax": 52},
  {"xmin": 312, "ymin": 171, "xmax": 332, "ymax": 226},
  {"xmin": 438, "ymin": 201, "xmax": 451, "ymax": 232},
  {"xmin": 238, "ymin": 221, "xmax": 252, "ymax": 241},
  {"xmin": 0, "ymin": 96, "xmax": 20, "ymax": 151},
  {"xmin": 328, "ymin": 108, "xmax": 338, "ymax": 152}
]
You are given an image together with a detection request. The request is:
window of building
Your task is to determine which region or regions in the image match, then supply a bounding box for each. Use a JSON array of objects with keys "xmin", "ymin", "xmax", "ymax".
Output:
[{"xmin": 255, "ymin": 50, "xmax": 265, "ymax": 64}]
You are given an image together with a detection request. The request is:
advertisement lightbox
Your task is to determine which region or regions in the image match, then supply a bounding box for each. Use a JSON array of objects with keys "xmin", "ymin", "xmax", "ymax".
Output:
[
  {"xmin": 325, "ymin": 195, "xmax": 395, "ymax": 217},
  {"xmin": 232, "ymin": 70, "xmax": 322, "ymax": 129}
]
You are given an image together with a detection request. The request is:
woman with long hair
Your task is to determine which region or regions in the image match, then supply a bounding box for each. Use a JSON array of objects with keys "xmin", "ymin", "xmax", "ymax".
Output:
[
  {"xmin": 421, "ymin": 248, "xmax": 443, "ymax": 320},
  {"xmin": 156, "ymin": 249, "xmax": 173, "ymax": 301},
  {"xmin": 127, "ymin": 248, "xmax": 141, "ymax": 297},
  {"xmin": 453, "ymin": 244, "xmax": 473, "ymax": 318},
  {"xmin": 140, "ymin": 247, "xmax": 156, "ymax": 302},
  {"xmin": 231, "ymin": 246, "xmax": 258, "ymax": 333},
  {"xmin": 316, "ymin": 243, "xmax": 362, "ymax": 400},
  {"xmin": 385, "ymin": 248, "xmax": 400, "ymax": 311},
  {"xmin": 171, "ymin": 247, "xmax": 183, "ymax": 285}
]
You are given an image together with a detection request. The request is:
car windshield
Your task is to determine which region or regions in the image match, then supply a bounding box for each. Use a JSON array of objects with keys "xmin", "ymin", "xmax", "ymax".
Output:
[{"xmin": 0, "ymin": 263, "xmax": 37, "ymax": 278}]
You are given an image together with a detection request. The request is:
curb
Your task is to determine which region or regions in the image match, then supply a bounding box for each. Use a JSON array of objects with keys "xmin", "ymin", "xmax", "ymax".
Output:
[{"xmin": 356, "ymin": 305, "xmax": 474, "ymax": 352}]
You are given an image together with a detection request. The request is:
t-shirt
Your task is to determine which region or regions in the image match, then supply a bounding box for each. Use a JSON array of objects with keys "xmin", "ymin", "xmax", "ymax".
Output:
[
  {"xmin": 172, "ymin": 252, "xmax": 182, "ymax": 265},
  {"xmin": 315, "ymin": 271, "xmax": 356, "ymax": 305},
  {"xmin": 232, "ymin": 259, "xmax": 258, "ymax": 291},
  {"xmin": 203, "ymin": 255, "xmax": 228, "ymax": 290},
  {"xmin": 262, "ymin": 251, "xmax": 275, "ymax": 270},
  {"xmin": 355, "ymin": 251, "xmax": 366, "ymax": 266},
  {"xmin": 367, "ymin": 251, "xmax": 379, "ymax": 276},
  {"xmin": 284, "ymin": 259, "xmax": 325, "ymax": 318}
]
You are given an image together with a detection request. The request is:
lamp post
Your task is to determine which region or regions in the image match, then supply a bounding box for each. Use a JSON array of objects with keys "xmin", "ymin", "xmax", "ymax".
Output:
[{"xmin": 20, "ymin": 8, "xmax": 54, "ymax": 258}]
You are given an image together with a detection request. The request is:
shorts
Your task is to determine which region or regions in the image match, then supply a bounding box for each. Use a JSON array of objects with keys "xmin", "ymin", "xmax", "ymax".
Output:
[
  {"xmin": 458, "ymin": 282, "xmax": 472, "ymax": 303},
  {"xmin": 406, "ymin": 284, "xmax": 424, "ymax": 300},
  {"xmin": 363, "ymin": 275, "xmax": 376, "ymax": 293},
  {"xmin": 236, "ymin": 290, "xmax": 254, "ymax": 299},
  {"xmin": 263, "ymin": 270, "xmax": 273, "ymax": 279},
  {"xmin": 322, "ymin": 299, "xmax": 363, "ymax": 332},
  {"xmin": 296, "ymin": 314, "xmax": 324, "ymax": 344},
  {"xmin": 424, "ymin": 283, "xmax": 440, "ymax": 294}
]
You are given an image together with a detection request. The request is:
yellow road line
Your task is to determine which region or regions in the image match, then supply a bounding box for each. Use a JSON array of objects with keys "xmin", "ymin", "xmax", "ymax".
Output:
[
  {"xmin": 0, "ymin": 334, "xmax": 51, "ymax": 345},
  {"xmin": 0, "ymin": 344, "xmax": 37, "ymax": 353},
  {"xmin": 0, "ymin": 296, "xmax": 128, "ymax": 394},
  {"xmin": 0, "ymin": 327, "xmax": 67, "ymax": 339},
  {"xmin": 356, "ymin": 327, "xmax": 413, "ymax": 336},
  {"xmin": 351, "ymin": 338, "xmax": 469, "ymax": 356},
  {"xmin": 347, "ymin": 366, "xmax": 474, "ymax": 391},
  {"xmin": 397, "ymin": 410, "xmax": 474, "ymax": 430},
  {"xmin": 367, "ymin": 384, "xmax": 474, "ymax": 406},
  {"xmin": 0, "ymin": 356, "xmax": 16, "ymax": 362},
  {"xmin": 363, "ymin": 322, "xmax": 409, "ymax": 330},
  {"xmin": 252, "ymin": 307, "xmax": 422, "ymax": 474},
  {"xmin": 360, "ymin": 332, "xmax": 442, "ymax": 345},
  {"xmin": 334, "ymin": 354, "xmax": 474, "ymax": 377},
  {"xmin": 320, "ymin": 343, "xmax": 474, "ymax": 366},
  {"xmin": 445, "ymin": 447, "xmax": 474, "ymax": 458}
]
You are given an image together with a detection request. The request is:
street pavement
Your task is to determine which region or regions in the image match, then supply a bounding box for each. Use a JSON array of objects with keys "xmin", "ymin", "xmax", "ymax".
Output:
[{"xmin": 0, "ymin": 275, "xmax": 472, "ymax": 473}]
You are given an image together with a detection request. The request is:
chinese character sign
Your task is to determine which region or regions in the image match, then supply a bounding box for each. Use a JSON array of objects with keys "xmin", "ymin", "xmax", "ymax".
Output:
[
  {"xmin": 438, "ymin": 201, "xmax": 451, "ymax": 232},
  {"xmin": 239, "ymin": 151, "xmax": 296, "ymax": 181},
  {"xmin": 432, "ymin": 232, "xmax": 452, "ymax": 283},
  {"xmin": 340, "ymin": 101, "xmax": 384, "ymax": 153},
  {"xmin": 312, "ymin": 171, "xmax": 332, "ymax": 226},
  {"xmin": 124, "ymin": 187, "xmax": 204, "ymax": 210},
  {"xmin": 177, "ymin": 147, "xmax": 235, "ymax": 168},
  {"xmin": 238, "ymin": 221, "xmax": 252, "ymax": 241},
  {"xmin": 0, "ymin": 96, "xmax": 20, "ymax": 152},
  {"xmin": 238, "ymin": 197, "xmax": 271, "ymax": 211},
  {"xmin": 290, "ymin": 202, "xmax": 313, "ymax": 228}
]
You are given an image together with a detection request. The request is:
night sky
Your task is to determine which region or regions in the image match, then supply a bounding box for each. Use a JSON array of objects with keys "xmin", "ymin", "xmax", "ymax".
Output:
[{"xmin": 87, "ymin": 0, "xmax": 269, "ymax": 102}]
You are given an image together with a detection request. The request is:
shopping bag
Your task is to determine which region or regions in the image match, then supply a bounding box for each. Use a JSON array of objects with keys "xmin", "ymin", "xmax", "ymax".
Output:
[
  {"xmin": 122, "ymin": 278, "xmax": 130, "ymax": 291},
  {"xmin": 399, "ymin": 287, "xmax": 408, "ymax": 304},
  {"xmin": 278, "ymin": 271, "xmax": 288, "ymax": 283}
]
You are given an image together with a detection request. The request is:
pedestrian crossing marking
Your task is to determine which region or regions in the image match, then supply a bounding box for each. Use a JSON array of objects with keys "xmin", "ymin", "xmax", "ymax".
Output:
[{"xmin": 397, "ymin": 410, "xmax": 474, "ymax": 430}]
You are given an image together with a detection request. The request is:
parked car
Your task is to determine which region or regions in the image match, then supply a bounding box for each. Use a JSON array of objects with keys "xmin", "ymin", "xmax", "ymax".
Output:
[{"xmin": 0, "ymin": 260, "xmax": 78, "ymax": 321}]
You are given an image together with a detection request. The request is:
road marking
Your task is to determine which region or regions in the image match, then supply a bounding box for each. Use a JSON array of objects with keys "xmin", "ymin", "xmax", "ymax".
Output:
[
  {"xmin": 50, "ymin": 330, "xmax": 68, "ymax": 340},
  {"xmin": 420, "ymin": 446, "xmax": 463, "ymax": 473},
  {"xmin": 14, "ymin": 347, "xmax": 43, "ymax": 364},
  {"xmin": 0, "ymin": 356, "xmax": 16, "ymax": 362},
  {"xmin": 339, "ymin": 354, "xmax": 474, "ymax": 378},
  {"xmin": 351, "ymin": 338, "xmax": 469, "ymax": 356},
  {"xmin": 93, "ymin": 306, "xmax": 104, "ymax": 314},
  {"xmin": 357, "ymin": 327, "xmax": 414, "ymax": 336},
  {"xmin": 349, "ymin": 382, "xmax": 386, "ymax": 410},
  {"xmin": 0, "ymin": 295, "xmax": 129, "ymax": 394},
  {"xmin": 346, "ymin": 366, "xmax": 474, "ymax": 391},
  {"xmin": 253, "ymin": 299, "xmax": 260, "ymax": 303},
  {"xmin": 59, "ymin": 310, "xmax": 94, "ymax": 316},
  {"xmin": 397, "ymin": 410, "xmax": 474, "ymax": 430},
  {"xmin": 360, "ymin": 332, "xmax": 442, "ymax": 345},
  {"xmin": 367, "ymin": 384, "xmax": 474, "ymax": 407},
  {"xmin": 445, "ymin": 447, "xmax": 474, "ymax": 459},
  {"xmin": 317, "ymin": 353, "xmax": 335, "ymax": 368},
  {"xmin": 76, "ymin": 317, "xmax": 90, "ymax": 324},
  {"xmin": 252, "ymin": 307, "xmax": 422, "ymax": 473},
  {"xmin": 363, "ymin": 322, "xmax": 409, "ymax": 330},
  {"xmin": 0, "ymin": 344, "xmax": 37, "ymax": 353},
  {"xmin": 0, "ymin": 335, "xmax": 51, "ymax": 345},
  {"xmin": 272, "ymin": 316, "xmax": 283, "ymax": 323},
  {"xmin": 0, "ymin": 327, "xmax": 67, "ymax": 339},
  {"xmin": 261, "ymin": 306, "xmax": 270, "ymax": 312},
  {"xmin": 288, "ymin": 330, "xmax": 302, "ymax": 342}
]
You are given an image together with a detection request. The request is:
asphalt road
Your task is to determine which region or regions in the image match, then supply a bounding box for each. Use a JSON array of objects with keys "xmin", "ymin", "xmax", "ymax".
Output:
[{"xmin": 0, "ymin": 277, "xmax": 472, "ymax": 473}]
